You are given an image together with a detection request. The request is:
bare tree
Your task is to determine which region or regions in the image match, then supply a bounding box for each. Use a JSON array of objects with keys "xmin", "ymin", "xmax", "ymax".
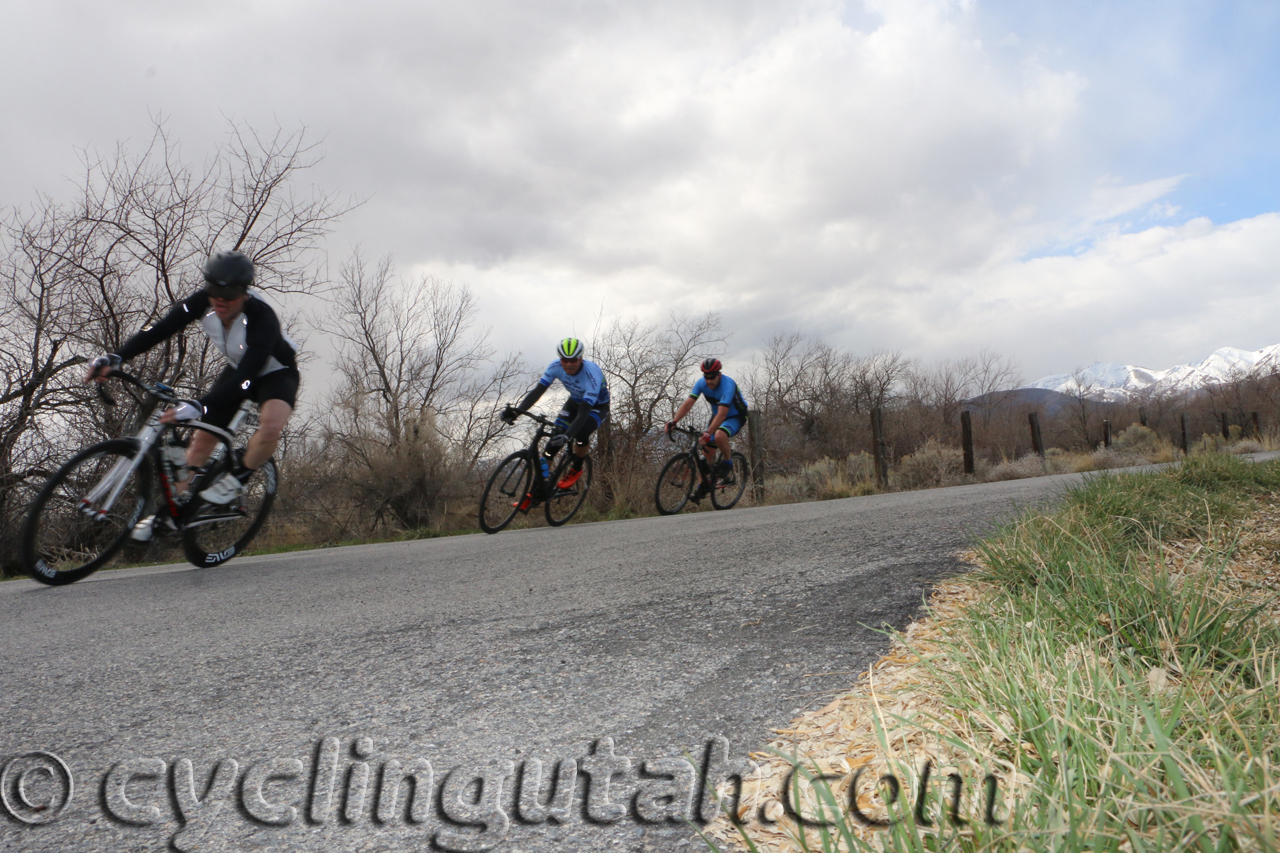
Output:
[
  {"xmin": 585, "ymin": 312, "xmax": 725, "ymax": 509},
  {"xmin": 319, "ymin": 254, "xmax": 523, "ymax": 531},
  {"xmin": 0, "ymin": 117, "xmax": 347, "ymax": 575},
  {"xmin": 1064, "ymin": 368, "xmax": 1100, "ymax": 449},
  {"xmin": 594, "ymin": 312, "xmax": 726, "ymax": 445},
  {"xmin": 902, "ymin": 349, "xmax": 1023, "ymax": 445},
  {"xmin": 746, "ymin": 333, "xmax": 912, "ymax": 472}
]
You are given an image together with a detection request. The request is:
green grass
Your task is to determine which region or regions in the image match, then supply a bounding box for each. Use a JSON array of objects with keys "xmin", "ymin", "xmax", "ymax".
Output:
[{"xmin": 709, "ymin": 454, "xmax": 1280, "ymax": 853}]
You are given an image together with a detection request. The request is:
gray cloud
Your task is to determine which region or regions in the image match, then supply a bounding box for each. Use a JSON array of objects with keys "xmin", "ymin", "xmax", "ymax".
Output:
[{"xmin": 2, "ymin": 0, "xmax": 1273, "ymax": 383}]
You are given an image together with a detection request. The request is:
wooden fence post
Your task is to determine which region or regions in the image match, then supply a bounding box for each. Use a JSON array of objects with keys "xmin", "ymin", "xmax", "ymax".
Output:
[
  {"xmin": 960, "ymin": 410, "xmax": 975, "ymax": 475},
  {"xmin": 1028, "ymin": 412, "xmax": 1045, "ymax": 458},
  {"xmin": 870, "ymin": 408, "xmax": 889, "ymax": 489},
  {"xmin": 1180, "ymin": 413, "xmax": 1190, "ymax": 455},
  {"xmin": 747, "ymin": 410, "xmax": 764, "ymax": 497},
  {"xmin": 1103, "ymin": 419, "xmax": 1112, "ymax": 448}
]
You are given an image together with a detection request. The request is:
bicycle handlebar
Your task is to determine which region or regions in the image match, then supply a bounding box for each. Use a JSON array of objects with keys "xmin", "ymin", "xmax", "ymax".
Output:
[
  {"xmin": 505, "ymin": 408, "xmax": 562, "ymax": 431},
  {"xmin": 95, "ymin": 370, "xmax": 196, "ymax": 410},
  {"xmin": 665, "ymin": 424, "xmax": 708, "ymax": 443}
]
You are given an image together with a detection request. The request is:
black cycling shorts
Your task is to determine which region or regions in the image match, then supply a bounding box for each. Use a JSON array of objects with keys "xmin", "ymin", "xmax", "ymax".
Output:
[
  {"xmin": 202, "ymin": 366, "xmax": 300, "ymax": 428},
  {"xmin": 556, "ymin": 399, "xmax": 609, "ymax": 446}
]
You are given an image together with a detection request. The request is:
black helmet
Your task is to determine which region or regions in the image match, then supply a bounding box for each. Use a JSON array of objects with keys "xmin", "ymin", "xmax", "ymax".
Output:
[
  {"xmin": 202, "ymin": 251, "xmax": 254, "ymax": 297},
  {"xmin": 701, "ymin": 357, "xmax": 722, "ymax": 376}
]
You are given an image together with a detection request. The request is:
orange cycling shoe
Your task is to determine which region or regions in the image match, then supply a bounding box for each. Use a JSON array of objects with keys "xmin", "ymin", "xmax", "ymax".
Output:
[{"xmin": 557, "ymin": 465, "xmax": 584, "ymax": 489}]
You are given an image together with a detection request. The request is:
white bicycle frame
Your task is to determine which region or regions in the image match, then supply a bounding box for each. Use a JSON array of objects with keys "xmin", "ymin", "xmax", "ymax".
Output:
[{"xmin": 80, "ymin": 400, "xmax": 256, "ymax": 519}]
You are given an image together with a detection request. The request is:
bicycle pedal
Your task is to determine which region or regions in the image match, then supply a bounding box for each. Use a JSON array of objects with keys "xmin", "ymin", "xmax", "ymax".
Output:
[{"xmin": 513, "ymin": 494, "xmax": 534, "ymax": 512}]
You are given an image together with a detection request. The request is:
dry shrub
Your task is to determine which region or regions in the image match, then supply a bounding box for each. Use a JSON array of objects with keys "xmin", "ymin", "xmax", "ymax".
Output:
[
  {"xmin": 986, "ymin": 453, "xmax": 1050, "ymax": 481},
  {"xmin": 1113, "ymin": 424, "xmax": 1160, "ymax": 455},
  {"xmin": 1227, "ymin": 439, "xmax": 1265, "ymax": 455},
  {"xmin": 1077, "ymin": 448, "xmax": 1150, "ymax": 472},
  {"xmin": 895, "ymin": 438, "xmax": 964, "ymax": 489},
  {"xmin": 769, "ymin": 453, "xmax": 877, "ymax": 501}
]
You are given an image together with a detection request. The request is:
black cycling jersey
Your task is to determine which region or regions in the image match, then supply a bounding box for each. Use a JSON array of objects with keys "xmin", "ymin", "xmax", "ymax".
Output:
[{"xmin": 115, "ymin": 291, "xmax": 297, "ymax": 411}]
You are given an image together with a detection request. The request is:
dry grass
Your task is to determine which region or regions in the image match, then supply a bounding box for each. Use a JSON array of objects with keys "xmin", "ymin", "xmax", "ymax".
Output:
[{"xmin": 706, "ymin": 458, "xmax": 1280, "ymax": 853}]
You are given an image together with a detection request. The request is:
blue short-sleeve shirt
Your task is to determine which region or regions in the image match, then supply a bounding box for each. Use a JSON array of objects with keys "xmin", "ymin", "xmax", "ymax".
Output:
[
  {"xmin": 690, "ymin": 374, "xmax": 746, "ymax": 417},
  {"xmin": 539, "ymin": 359, "xmax": 611, "ymax": 406}
]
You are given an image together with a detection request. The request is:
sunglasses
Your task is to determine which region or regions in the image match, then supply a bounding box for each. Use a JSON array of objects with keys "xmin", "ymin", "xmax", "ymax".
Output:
[
  {"xmin": 560, "ymin": 357, "xmax": 582, "ymax": 364},
  {"xmin": 703, "ymin": 371, "xmax": 721, "ymax": 379}
]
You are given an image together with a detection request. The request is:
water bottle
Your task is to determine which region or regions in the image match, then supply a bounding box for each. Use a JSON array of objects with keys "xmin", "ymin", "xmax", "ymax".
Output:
[
  {"xmin": 164, "ymin": 441, "xmax": 188, "ymax": 474},
  {"xmin": 540, "ymin": 457, "xmax": 551, "ymax": 480}
]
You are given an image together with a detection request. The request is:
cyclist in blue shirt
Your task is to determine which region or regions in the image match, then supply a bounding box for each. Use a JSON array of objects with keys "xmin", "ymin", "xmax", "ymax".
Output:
[
  {"xmin": 502, "ymin": 337, "xmax": 609, "ymax": 489},
  {"xmin": 665, "ymin": 358, "xmax": 747, "ymax": 502}
]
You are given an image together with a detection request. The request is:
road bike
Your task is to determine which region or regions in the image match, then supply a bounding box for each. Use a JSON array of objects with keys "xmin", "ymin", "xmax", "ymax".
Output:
[
  {"xmin": 20, "ymin": 370, "xmax": 276, "ymax": 585},
  {"xmin": 479, "ymin": 410, "xmax": 593, "ymax": 534},
  {"xmin": 654, "ymin": 425, "xmax": 749, "ymax": 515}
]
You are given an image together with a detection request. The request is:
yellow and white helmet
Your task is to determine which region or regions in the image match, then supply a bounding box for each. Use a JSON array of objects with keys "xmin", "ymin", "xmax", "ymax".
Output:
[{"xmin": 556, "ymin": 337, "xmax": 585, "ymax": 360}]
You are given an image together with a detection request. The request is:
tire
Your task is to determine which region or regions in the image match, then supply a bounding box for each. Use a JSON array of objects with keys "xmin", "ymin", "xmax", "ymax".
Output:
[
  {"xmin": 181, "ymin": 457, "xmax": 277, "ymax": 568},
  {"xmin": 479, "ymin": 451, "xmax": 534, "ymax": 534},
  {"xmin": 545, "ymin": 454, "xmax": 592, "ymax": 527},
  {"xmin": 711, "ymin": 452, "xmax": 749, "ymax": 510},
  {"xmin": 655, "ymin": 454, "xmax": 696, "ymax": 515},
  {"xmin": 21, "ymin": 439, "xmax": 151, "ymax": 585}
]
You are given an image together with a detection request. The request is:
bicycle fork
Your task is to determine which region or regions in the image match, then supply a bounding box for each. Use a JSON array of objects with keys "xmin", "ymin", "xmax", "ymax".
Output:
[{"xmin": 80, "ymin": 423, "xmax": 163, "ymax": 520}]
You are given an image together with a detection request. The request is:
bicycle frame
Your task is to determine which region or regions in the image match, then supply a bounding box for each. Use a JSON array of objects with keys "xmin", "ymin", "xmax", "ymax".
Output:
[
  {"xmin": 666, "ymin": 424, "xmax": 721, "ymax": 479},
  {"xmin": 514, "ymin": 410, "xmax": 565, "ymax": 500},
  {"xmin": 85, "ymin": 372, "xmax": 256, "ymax": 526}
]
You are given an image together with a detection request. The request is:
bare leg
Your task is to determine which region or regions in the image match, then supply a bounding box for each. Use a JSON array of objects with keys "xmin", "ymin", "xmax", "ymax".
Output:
[
  {"xmin": 178, "ymin": 431, "xmax": 220, "ymax": 494},
  {"xmin": 714, "ymin": 430, "xmax": 732, "ymax": 464},
  {"xmin": 700, "ymin": 445, "xmax": 716, "ymax": 485},
  {"xmin": 242, "ymin": 399, "xmax": 292, "ymax": 470}
]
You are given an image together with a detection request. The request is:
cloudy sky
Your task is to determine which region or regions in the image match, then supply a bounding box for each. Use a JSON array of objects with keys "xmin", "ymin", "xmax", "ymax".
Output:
[{"xmin": 3, "ymin": 0, "xmax": 1280, "ymax": 385}]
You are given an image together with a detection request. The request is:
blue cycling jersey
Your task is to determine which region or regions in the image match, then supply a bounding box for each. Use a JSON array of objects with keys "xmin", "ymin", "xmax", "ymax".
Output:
[
  {"xmin": 539, "ymin": 359, "xmax": 611, "ymax": 406},
  {"xmin": 690, "ymin": 374, "xmax": 747, "ymax": 417}
]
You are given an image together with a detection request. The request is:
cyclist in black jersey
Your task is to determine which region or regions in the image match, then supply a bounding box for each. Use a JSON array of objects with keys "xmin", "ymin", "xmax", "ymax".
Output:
[{"xmin": 85, "ymin": 251, "xmax": 299, "ymax": 537}]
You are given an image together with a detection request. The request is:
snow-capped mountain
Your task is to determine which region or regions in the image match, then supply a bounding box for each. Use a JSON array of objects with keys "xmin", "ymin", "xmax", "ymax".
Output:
[{"xmin": 1027, "ymin": 345, "xmax": 1280, "ymax": 401}]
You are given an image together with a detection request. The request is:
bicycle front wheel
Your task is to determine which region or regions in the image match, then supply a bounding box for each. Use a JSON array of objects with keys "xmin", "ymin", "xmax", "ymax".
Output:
[
  {"xmin": 655, "ymin": 454, "xmax": 696, "ymax": 515},
  {"xmin": 545, "ymin": 454, "xmax": 592, "ymax": 527},
  {"xmin": 711, "ymin": 452, "xmax": 750, "ymax": 510},
  {"xmin": 479, "ymin": 451, "xmax": 534, "ymax": 534},
  {"xmin": 181, "ymin": 458, "xmax": 277, "ymax": 568},
  {"xmin": 21, "ymin": 439, "xmax": 152, "ymax": 585}
]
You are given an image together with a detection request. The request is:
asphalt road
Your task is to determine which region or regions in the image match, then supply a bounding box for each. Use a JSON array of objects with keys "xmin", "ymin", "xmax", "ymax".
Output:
[{"xmin": 1, "ymin": 471, "xmax": 1086, "ymax": 853}]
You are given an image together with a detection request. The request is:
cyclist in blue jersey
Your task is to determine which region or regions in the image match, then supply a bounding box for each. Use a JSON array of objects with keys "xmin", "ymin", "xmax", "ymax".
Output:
[
  {"xmin": 502, "ymin": 337, "xmax": 609, "ymax": 490},
  {"xmin": 665, "ymin": 357, "xmax": 747, "ymax": 502}
]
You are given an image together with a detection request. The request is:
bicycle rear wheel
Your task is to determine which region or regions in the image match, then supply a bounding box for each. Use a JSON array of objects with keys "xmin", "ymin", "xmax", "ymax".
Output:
[
  {"xmin": 480, "ymin": 451, "xmax": 534, "ymax": 534},
  {"xmin": 655, "ymin": 454, "xmax": 696, "ymax": 515},
  {"xmin": 711, "ymin": 452, "xmax": 749, "ymax": 510},
  {"xmin": 21, "ymin": 439, "xmax": 151, "ymax": 585},
  {"xmin": 181, "ymin": 458, "xmax": 277, "ymax": 568},
  {"xmin": 545, "ymin": 454, "xmax": 592, "ymax": 526}
]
